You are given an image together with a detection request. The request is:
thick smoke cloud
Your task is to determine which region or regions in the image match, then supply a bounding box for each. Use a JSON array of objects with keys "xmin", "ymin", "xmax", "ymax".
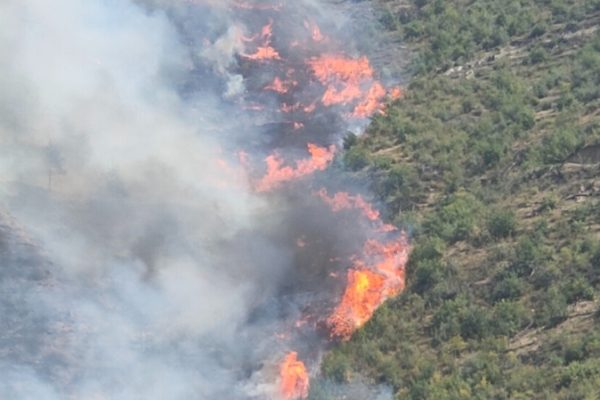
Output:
[
  {"xmin": 0, "ymin": 0, "xmax": 397, "ymax": 399},
  {"xmin": 0, "ymin": 0, "xmax": 287, "ymax": 398}
]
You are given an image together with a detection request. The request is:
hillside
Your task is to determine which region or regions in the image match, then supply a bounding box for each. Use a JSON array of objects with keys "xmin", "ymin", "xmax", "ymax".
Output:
[{"xmin": 315, "ymin": 0, "xmax": 600, "ymax": 398}]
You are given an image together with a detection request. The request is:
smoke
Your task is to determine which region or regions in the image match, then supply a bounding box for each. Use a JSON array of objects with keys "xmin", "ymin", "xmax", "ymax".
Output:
[{"xmin": 0, "ymin": 0, "xmax": 405, "ymax": 399}]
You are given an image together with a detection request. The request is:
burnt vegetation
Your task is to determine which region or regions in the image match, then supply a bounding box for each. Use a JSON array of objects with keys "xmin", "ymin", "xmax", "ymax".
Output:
[{"xmin": 315, "ymin": 0, "xmax": 600, "ymax": 398}]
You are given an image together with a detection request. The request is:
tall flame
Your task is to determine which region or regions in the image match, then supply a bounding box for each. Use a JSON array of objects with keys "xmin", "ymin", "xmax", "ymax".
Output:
[
  {"xmin": 279, "ymin": 352, "xmax": 309, "ymax": 400},
  {"xmin": 327, "ymin": 235, "xmax": 409, "ymax": 340}
]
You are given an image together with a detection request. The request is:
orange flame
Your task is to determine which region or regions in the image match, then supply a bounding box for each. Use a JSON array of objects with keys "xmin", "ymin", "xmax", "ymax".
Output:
[
  {"xmin": 327, "ymin": 268, "xmax": 387, "ymax": 339},
  {"xmin": 307, "ymin": 55, "xmax": 393, "ymax": 118},
  {"xmin": 279, "ymin": 352, "xmax": 309, "ymax": 400},
  {"xmin": 389, "ymin": 86, "xmax": 403, "ymax": 100},
  {"xmin": 352, "ymin": 82, "xmax": 386, "ymax": 118},
  {"xmin": 312, "ymin": 25, "xmax": 325, "ymax": 42},
  {"xmin": 256, "ymin": 144, "xmax": 336, "ymax": 192},
  {"xmin": 327, "ymin": 234, "xmax": 409, "ymax": 340},
  {"xmin": 243, "ymin": 45, "xmax": 281, "ymax": 61},
  {"xmin": 242, "ymin": 19, "xmax": 281, "ymax": 61},
  {"xmin": 265, "ymin": 76, "xmax": 297, "ymax": 94},
  {"xmin": 316, "ymin": 188, "xmax": 397, "ymax": 232},
  {"xmin": 308, "ymin": 55, "xmax": 372, "ymax": 106},
  {"xmin": 304, "ymin": 20, "xmax": 325, "ymax": 42},
  {"xmin": 316, "ymin": 188, "xmax": 380, "ymax": 221}
]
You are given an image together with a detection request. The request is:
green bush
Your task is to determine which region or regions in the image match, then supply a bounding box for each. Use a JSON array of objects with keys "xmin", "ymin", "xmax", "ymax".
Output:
[
  {"xmin": 540, "ymin": 128, "xmax": 581, "ymax": 164},
  {"xmin": 492, "ymin": 300, "xmax": 529, "ymax": 336},
  {"xmin": 425, "ymin": 192, "xmax": 482, "ymax": 242},
  {"xmin": 343, "ymin": 147, "xmax": 370, "ymax": 171},
  {"xmin": 534, "ymin": 286, "xmax": 568, "ymax": 327},
  {"xmin": 487, "ymin": 209, "xmax": 517, "ymax": 238},
  {"xmin": 492, "ymin": 272, "xmax": 525, "ymax": 302}
]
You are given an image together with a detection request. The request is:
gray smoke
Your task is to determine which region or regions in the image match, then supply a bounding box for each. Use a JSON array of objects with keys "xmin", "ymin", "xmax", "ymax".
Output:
[{"xmin": 0, "ymin": 0, "xmax": 286, "ymax": 398}]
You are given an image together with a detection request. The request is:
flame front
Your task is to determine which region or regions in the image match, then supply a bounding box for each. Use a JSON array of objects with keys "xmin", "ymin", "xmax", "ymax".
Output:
[
  {"xmin": 256, "ymin": 144, "xmax": 336, "ymax": 192},
  {"xmin": 316, "ymin": 188, "xmax": 397, "ymax": 232},
  {"xmin": 279, "ymin": 352, "xmax": 309, "ymax": 400},
  {"xmin": 242, "ymin": 20, "xmax": 281, "ymax": 61},
  {"xmin": 221, "ymin": 0, "xmax": 409, "ymax": 392},
  {"xmin": 316, "ymin": 188, "xmax": 381, "ymax": 221},
  {"xmin": 328, "ymin": 235, "xmax": 409, "ymax": 340}
]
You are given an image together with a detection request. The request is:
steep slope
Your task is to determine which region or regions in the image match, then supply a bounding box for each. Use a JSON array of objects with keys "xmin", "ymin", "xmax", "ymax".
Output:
[{"xmin": 315, "ymin": 0, "xmax": 600, "ymax": 398}]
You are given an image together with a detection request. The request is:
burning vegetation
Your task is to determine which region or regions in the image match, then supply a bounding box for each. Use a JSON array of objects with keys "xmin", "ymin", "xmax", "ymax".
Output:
[
  {"xmin": 228, "ymin": 1, "xmax": 409, "ymax": 397},
  {"xmin": 279, "ymin": 352, "xmax": 310, "ymax": 400}
]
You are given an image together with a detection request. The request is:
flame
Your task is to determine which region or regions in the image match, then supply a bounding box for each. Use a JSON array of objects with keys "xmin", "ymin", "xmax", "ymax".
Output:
[
  {"xmin": 327, "ymin": 268, "xmax": 387, "ymax": 339},
  {"xmin": 242, "ymin": 19, "xmax": 281, "ymax": 61},
  {"xmin": 303, "ymin": 102, "xmax": 317, "ymax": 113},
  {"xmin": 327, "ymin": 234, "xmax": 409, "ymax": 340},
  {"xmin": 256, "ymin": 143, "xmax": 335, "ymax": 192},
  {"xmin": 316, "ymin": 188, "xmax": 397, "ymax": 232},
  {"xmin": 311, "ymin": 25, "xmax": 325, "ymax": 42},
  {"xmin": 304, "ymin": 20, "xmax": 325, "ymax": 42},
  {"xmin": 308, "ymin": 55, "xmax": 373, "ymax": 83},
  {"xmin": 389, "ymin": 86, "xmax": 403, "ymax": 99},
  {"xmin": 352, "ymin": 82, "xmax": 387, "ymax": 118},
  {"xmin": 308, "ymin": 55, "xmax": 372, "ymax": 106},
  {"xmin": 265, "ymin": 77, "xmax": 297, "ymax": 94},
  {"xmin": 307, "ymin": 55, "xmax": 393, "ymax": 118},
  {"xmin": 243, "ymin": 45, "xmax": 281, "ymax": 61},
  {"xmin": 279, "ymin": 352, "xmax": 309, "ymax": 400},
  {"xmin": 316, "ymin": 188, "xmax": 380, "ymax": 221}
]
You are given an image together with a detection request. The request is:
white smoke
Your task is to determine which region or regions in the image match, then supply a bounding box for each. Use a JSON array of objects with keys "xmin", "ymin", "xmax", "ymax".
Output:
[{"xmin": 0, "ymin": 0, "xmax": 290, "ymax": 398}]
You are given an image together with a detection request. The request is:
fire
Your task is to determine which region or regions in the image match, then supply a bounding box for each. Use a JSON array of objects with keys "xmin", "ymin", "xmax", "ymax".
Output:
[
  {"xmin": 308, "ymin": 55, "xmax": 373, "ymax": 84},
  {"xmin": 304, "ymin": 20, "xmax": 325, "ymax": 42},
  {"xmin": 316, "ymin": 188, "xmax": 397, "ymax": 232},
  {"xmin": 352, "ymin": 81, "xmax": 387, "ymax": 118},
  {"xmin": 279, "ymin": 352, "xmax": 309, "ymax": 400},
  {"xmin": 306, "ymin": 54, "xmax": 392, "ymax": 117},
  {"xmin": 308, "ymin": 55, "xmax": 372, "ymax": 106},
  {"xmin": 327, "ymin": 234, "xmax": 409, "ymax": 340},
  {"xmin": 311, "ymin": 25, "xmax": 325, "ymax": 42},
  {"xmin": 243, "ymin": 45, "xmax": 281, "ymax": 61},
  {"xmin": 255, "ymin": 143, "xmax": 336, "ymax": 192},
  {"xmin": 316, "ymin": 188, "xmax": 380, "ymax": 221},
  {"xmin": 389, "ymin": 86, "xmax": 403, "ymax": 99},
  {"xmin": 266, "ymin": 76, "xmax": 297, "ymax": 94},
  {"xmin": 242, "ymin": 19, "xmax": 281, "ymax": 61},
  {"xmin": 327, "ymin": 268, "xmax": 387, "ymax": 339}
]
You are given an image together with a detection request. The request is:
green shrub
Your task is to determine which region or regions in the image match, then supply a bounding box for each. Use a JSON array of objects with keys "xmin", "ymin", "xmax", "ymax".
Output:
[
  {"xmin": 487, "ymin": 209, "xmax": 517, "ymax": 238},
  {"xmin": 534, "ymin": 286, "xmax": 568, "ymax": 327},
  {"xmin": 425, "ymin": 192, "xmax": 482, "ymax": 242},
  {"xmin": 540, "ymin": 128, "xmax": 581, "ymax": 164},
  {"xmin": 492, "ymin": 272, "xmax": 525, "ymax": 302},
  {"xmin": 343, "ymin": 146, "xmax": 370, "ymax": 171}
]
